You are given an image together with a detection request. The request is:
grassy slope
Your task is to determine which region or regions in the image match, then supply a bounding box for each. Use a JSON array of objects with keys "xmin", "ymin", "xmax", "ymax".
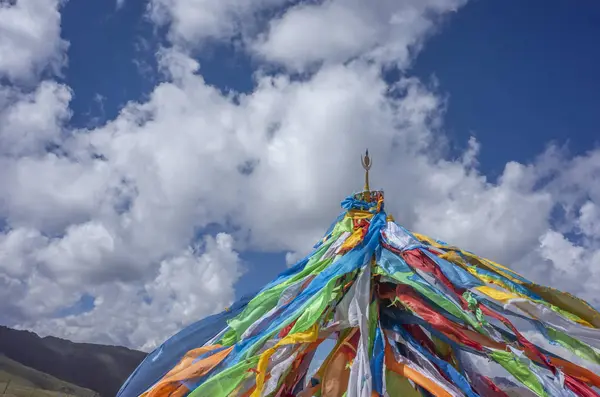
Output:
[{"xmin": 0, "ymin": 355, "xmax": 96, "ymax": 397}]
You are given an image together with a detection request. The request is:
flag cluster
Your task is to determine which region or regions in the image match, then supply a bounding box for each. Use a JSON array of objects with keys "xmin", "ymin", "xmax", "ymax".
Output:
[{"xmin": 118, "ymin": 191, "xmax": 600, "ymax": 397}]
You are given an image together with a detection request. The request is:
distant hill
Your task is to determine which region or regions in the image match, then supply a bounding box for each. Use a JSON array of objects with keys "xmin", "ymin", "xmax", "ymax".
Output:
[
  {"xmin": 0, "ymin": 326, "xmax": 146, "ymax": 397},
  {"xmin": 0, "ymin": 354, "xmax": 96, "ymax": 397}
]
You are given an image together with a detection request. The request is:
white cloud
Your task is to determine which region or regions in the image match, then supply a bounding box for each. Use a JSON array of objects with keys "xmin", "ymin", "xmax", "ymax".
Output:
[
  {"xmin": 6, "ymin": 50, "xmax": 599, "ymax": 350},
  {"xmin": 532, "ymin": 220, "xmax": 600, "ymax": 302},
  {"xmin": 147, "ymin": 0, "xmax": 291, "ymax": 45},
  {"xmin": 411, "ymin": 160, "xmax": 555, "ymax": 265},
  {"xmin": 252, "ymin": 0, "xmax": 467, "ymax": 71},
  {"xmin": 0, "ymin": 81, "xmax": 72, "ymax": 156},
  {"xmin": 18, "ymin": 233, "xmax": 242, "ymax": 351},
  {"xmin": 578, "ymin": 201, "xmax": 600, "ymax": 238},
  {"xmin": 1, "ymin": 0, "xmax": 600, "ymax": 352},
  {"xmin": 147, "ymin": 0, "xmax": 467, "ymax": 73},
  {"xmin": 0, "ymin": 153, "xmax": 112, "ymax": 235},
  {"xmin": 0, "ymin": 47, "xmax": 458, "ymax": 349},
  {"xmin": 0, "ymin": 0, "xmax": 68, "ymax": 83},
  {"xmin": 285, "ymin": 251, "xmax": 303, "ymax": 267}
]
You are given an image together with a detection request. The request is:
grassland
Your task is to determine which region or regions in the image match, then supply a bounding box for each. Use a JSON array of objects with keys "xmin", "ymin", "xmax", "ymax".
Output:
[{"xmin": 0, "ymin": 355, "xmax": 97, "ymax": 397}]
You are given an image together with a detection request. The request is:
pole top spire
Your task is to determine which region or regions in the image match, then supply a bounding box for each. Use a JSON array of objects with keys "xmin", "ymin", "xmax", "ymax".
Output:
[{"xmin": 361, "ymin": 149, "xmax": 372, "ymax": 198}]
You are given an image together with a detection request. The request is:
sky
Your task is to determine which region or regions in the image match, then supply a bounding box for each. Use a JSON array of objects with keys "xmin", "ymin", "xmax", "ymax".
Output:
[{"xmin": 1, "ymin": 0, "xmax": 600, "ymax": 352}]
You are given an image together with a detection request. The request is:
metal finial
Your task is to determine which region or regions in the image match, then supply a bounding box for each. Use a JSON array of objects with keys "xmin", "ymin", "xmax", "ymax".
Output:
[{"xmin": 361, "ymin": 149, "xmax": 371, "ymax": 195}]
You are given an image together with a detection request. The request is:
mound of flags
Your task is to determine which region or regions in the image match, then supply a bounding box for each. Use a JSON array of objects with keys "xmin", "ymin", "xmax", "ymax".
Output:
[{"xmin": 118, "ymin": 191, "xmax": 600, "ymax": 397}]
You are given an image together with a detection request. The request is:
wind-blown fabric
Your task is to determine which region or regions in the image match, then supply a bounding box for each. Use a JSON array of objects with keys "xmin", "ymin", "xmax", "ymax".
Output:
[{"xmin": 119, "ymin": 191, "xmax": 600, "ymax": 397}]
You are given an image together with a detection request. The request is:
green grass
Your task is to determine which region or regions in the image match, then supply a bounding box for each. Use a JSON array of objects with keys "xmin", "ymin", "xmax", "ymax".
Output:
[{"xmin": 0, "ymin": 355, "xmax": 96, "ymax": 397}]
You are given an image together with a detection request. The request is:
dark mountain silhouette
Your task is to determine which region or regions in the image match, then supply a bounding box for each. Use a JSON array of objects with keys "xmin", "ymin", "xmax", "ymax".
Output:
[{"xmin": 0, "ymin": 326, "xmax": 146, "ymax": 397}]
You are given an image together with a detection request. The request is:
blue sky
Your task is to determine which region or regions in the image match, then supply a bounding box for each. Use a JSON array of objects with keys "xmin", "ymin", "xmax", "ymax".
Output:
[
  {"xmin": 60, "ymin": 0, "xmax": 160, "ymax": 127},
  {"xmin": 60, "ymin": 0, "xmax": 600, "ymax": 301},
  {"xmin": 60, "ymin": 0, "xmax": 256, "ymax": 128},
  {"xmin": 2, "ymin": 0, "xmax": 600, "ymax": 349},
  {"xmin": 413, "ymin": 0, "xmax": 600, "ymax": 178}
]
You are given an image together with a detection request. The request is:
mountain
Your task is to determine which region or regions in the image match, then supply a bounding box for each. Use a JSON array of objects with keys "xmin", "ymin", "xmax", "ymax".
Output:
[{"xmin": 0, "ymin": 326, "xmax": 146, "ymax": 397}]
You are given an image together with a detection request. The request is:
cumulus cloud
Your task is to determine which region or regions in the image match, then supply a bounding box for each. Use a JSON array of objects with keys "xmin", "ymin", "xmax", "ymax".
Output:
[
  {"xmin": 0, "ymin": 0, "xmax": 68, "ymax": 83},
  {"xmin": 0, "ymin": 81, "xmax": 72, "ymax": 156},
  {"xmin": 18, "ymin": 233, "xmax": 242, "ymax": 351},
  {"xmin": 147, "ymin": 0, "xmax": 292, "ymax": 45},
  {"xmin": 252, "ymin": 0, "xmax": 467, "ymax": 71},
  {"xmin": 1, "ymin": 0, "xmax": 600, "ymax": 352},
  {"xmin": 148, "ymin": 0, "xmax": 467, "ymax": 73}
]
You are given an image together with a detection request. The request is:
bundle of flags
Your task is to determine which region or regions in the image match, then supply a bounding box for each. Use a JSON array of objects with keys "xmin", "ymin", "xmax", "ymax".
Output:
[{"xmin": 118, "ymin": 191, "xmax": 600, "ymax": 397}]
